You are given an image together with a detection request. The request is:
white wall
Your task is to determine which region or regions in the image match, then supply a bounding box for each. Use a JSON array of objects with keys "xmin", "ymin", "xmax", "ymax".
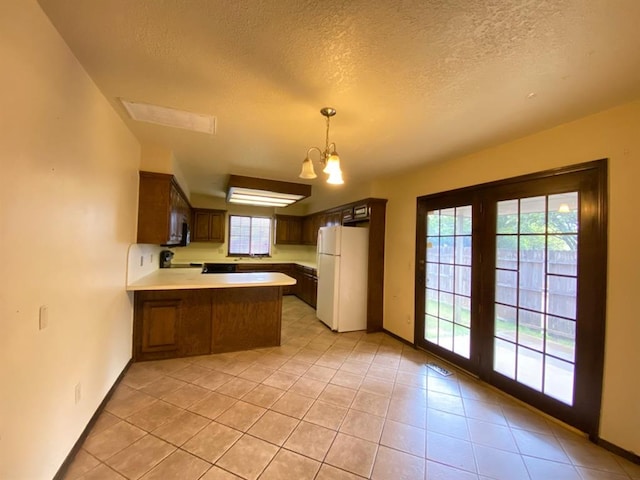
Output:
[
  {"xmin": 373, "ymin": 100, "xmax": 640, "ymax": 455},
  {"xmin": 0, "ymin": 2, "xmax": 140, "ymax": 478}
]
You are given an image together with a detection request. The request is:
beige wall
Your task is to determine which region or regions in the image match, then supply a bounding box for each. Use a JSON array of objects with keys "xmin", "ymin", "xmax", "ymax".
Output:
[
  {"xmin": 373, "ymin": 100, "xmax": 640, "ymax": 454},
  {"xmin": 0, "ymin": 2, "xmax": 140, "ymax": 479}
]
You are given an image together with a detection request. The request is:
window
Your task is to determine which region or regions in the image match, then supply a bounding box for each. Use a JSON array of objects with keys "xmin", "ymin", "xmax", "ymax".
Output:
[{"xmin": 228, "ymin": 215, "xmax": 271, "ymax": 255}]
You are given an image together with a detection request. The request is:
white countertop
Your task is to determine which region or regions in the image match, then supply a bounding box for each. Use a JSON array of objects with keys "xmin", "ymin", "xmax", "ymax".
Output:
[
  {"xmin": 127, "ymin": 269, "xmax": 297, "ymax": 291},
  {"xmin": 169, "ymin": 260, "xmax": 317, "ymax": 269}
]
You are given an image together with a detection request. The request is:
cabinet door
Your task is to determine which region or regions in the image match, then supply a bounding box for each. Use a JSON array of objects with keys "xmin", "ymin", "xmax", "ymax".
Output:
[
  {"xmin": 140, "ymin": 299, "xmax": 181, "ymax": 353},
  {"xmin": 274, "ymin": 215, "xmax": 302, "ymax": 244},
  {"xmin": 208, "ymin": 211, "xmax": 225, "ymax": 242},
  {"xmin": 193, "ymin": 210, "xmax": 212, "ymax": 241},
  {"xmin": 302, "ymin": 216, "xmax": 317, "ymax": 245}
]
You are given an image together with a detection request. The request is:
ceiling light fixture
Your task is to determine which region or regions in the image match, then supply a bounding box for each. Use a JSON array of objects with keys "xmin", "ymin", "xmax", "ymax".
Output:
[
  {"xmin": 299, "ymin": 107, "xmax": 344, "ymax": 185},
  {"xmin": 226, "ymin": 175, "xmax": 311, "ymax": 207}
]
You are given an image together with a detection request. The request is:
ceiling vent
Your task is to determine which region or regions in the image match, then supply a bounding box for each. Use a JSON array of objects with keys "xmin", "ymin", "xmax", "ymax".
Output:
[
  {"xmin": 226, "ymin": 175, "xmax": 311, "ymax": 207},
  {"xmin": 120, "ymin": 99, "xmax": 216, "ymax": 134}
]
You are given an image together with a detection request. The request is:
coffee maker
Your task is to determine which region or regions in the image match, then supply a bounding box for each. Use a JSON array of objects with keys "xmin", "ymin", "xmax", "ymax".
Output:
[{"xmin": 159, "ymin": 250, "xmax": 174, "ymax": 268}]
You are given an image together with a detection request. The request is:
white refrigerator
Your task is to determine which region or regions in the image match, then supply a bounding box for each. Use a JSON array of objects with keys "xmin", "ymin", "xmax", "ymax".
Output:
[{"xmin": 316, "ymin": 225, "xmax": 369, "ymax": 332}]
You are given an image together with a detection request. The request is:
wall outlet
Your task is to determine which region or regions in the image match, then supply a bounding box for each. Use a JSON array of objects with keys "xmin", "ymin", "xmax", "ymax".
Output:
[
  {"xmin": 39, "ymin": 305, "xmax": 48, "ymax": 330},
  {"xmin": 74, "ymin": 383, "xmax": 82, "ymax": 405},
  {"xmin": 150, "ymin": 253, "xmax": 154, "ymax": 263},
  {"xmin": 139, "ymin": 255, "xmax": 144, "ymax": 267}
]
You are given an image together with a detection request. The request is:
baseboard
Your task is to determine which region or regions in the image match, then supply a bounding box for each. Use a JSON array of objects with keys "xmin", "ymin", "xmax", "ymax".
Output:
[
  {"xmin": 53, "ymin": 359, "xmax": 132, "ymax": 480},
  {"xmin": 596, "ymin": 437, "xmax": 640, "ymax": 465}
]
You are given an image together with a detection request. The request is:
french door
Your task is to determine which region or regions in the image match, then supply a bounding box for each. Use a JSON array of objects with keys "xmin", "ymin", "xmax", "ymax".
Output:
[{"xmin": 415, "ymin": 160, "xmax": 607, "ymax": 436}]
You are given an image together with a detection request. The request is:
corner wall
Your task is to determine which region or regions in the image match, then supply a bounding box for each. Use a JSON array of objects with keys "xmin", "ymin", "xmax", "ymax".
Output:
[
  {"xmin": 0, "ymin": 2, "xmax": 140, "ymax": 478},
  {"xmin": 372, "ymin": 100, "xmax": 640, "ymax": 454}
]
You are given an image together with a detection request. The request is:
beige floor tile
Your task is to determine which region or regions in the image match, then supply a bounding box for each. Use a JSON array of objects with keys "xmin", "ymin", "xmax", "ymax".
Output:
[
  {"xmin": 371, "ymin": 445, "xmax": 425, "ymax": 480},
  {"xmin": 200, "ymin": 466, "xmax": 243, "ymax": 479},
  {"xmin": 258, "ymin": 353, "xmax": 290, "ymax": 369},
  {"xmin": 427, "ymin": 390, "xmax": 466, "ymax": 417},
  {"xmin": 339, "ymin": 409, "xmax": 385, "ymax": 443},
  {"xmin": 279, "ymin": 359, "xmax": 313, "ymax": 376},
  {"xmin": 467, "ymin": 418, "xmax": 518, "ymax": 453},
  {"xmin": 193, "ymin": 371, "xmax": 235, "ymax": 391},
  {"xmin": 367, "ymin": 365, "xmax": 397, "ymax": 381},
  {"xmin": 105, "ymin": 434, "xmax": 175, "ymax": 479},
  {"xmin": 78, "ymin": 463, "xmax": 127, "ymax": 480},
  {"xmin": 304, "ymin": 365, "xmax": 337, "ymax": 382},
  {"xmin": 351, "ymin": 390, "xmax": 390, "ymax": 417},
  {"xmin": 318, "ymin": 384, "xmax": 357, "ymax": 408},
  {"xmin": 315, "ymin": 464, "xmax": 367, "ymax": 480},
  {"xmin": 576, "ymin": 466, "xmax": 632, "ymax": 480},
  {"xmin": 395, "ymin": 371, "xmax": 428, "ymax": 389},
  {"xmin": 139, "ymin": 376, "xmax": 186, "ymax": 398},
  {"xmin": 303, "ymin": 400, "xmax": 348, "ymax": 430},
  {"xmin": 139, "ymin": 450, "xmax": 211, "ymax": 480},
  {"xmin": 241, "ymin": 384, "xmax": 285, "ymax": 408},
  {"xmin": 473, "ymin": 443, "xmax": 528, "ymax": 480},
  {"xmin": 425, "ymin": 460, "xmax": 480, "ymax": 480},
  {"xmin": 167, "ymin": 364, "xmax": 211, "ymax": 383},
  {"xmin": 237, "ymin": 365, "xmax": 275, "ymax": 383},
  {"xmin": 216, "ymin": 360, "xmax": 254, "ymax": 376},
  {"xmin": 161, "ymin": 383, "xmax": 211, "ymax": 408},
  {"xmin": 359, "ymin": 377, "xmax": 394, "ymax": 397},
  {"xmin": 339, "ymin": 360, "xmax": 370, "ymax": 376},
  {"xmin": 259, "ymin": 449, "xmax": 321, "ymax": 480},
  {"xmin": 122, "ymin": 365, "xmax": 164, "ymax": 389},
  {"xmin": 87, "ymin": 412, "xmax": 120, "ymax": 438},
  {"xmin": 270, "ymin": 391, "xmax": 315, "ymax": 419},
  {"xmin": 283, "ymin": 421, "xmax": 337, "ymax": 461},
  {"xmin": 330, "ymin": 371, "xmax": 364, "ymax": 390},
  {"xmin": 426, "ymin": 431, "xmax": 477, "ymax": 474},
  {"xmin": 188, "ymin": 392, "xmax": 237, "ymax": 419},
  {"xmin": 523, "ymin": 456, "xmax": 581, "ymax": 480},
  {"xmin": 182, "ymin": 421, "xmax": 242, "ymax": 463},
  {"xmin": 126, "ymin": 400, "xmax": 183, "ymax": 431},
  {"xmin": 62, "ymin": 449, "xmax": 100, "ymax": 480},
  {"xmin": 151, "ymin": 410, "xmax": 211, "ymax": 446},
  {"xmin": 325, "ymin": 432, "xmax": 378, "ymax": 478},
  {"xmin": 247, "ymin": 410, "xmax": 299, "ymax": 446},
  {"xmin": 263, "ymin": 370, "xmax": 300, "ymax": 390},
  {"xmin": 380, "ymin": 419, "xmax": 426, "ymax": 458},
  {"xmin": 387, "ymin": 397, "xmax": 427, "ymax": 429},
  {"xmin": 216, "ymin": 435, "xmax": 279, "ymax": 480},
  {"xmin": 215, "ymin": 377, "xmax": 258, "ymax": 399},
  {"xmin": 105, "ymin": 385, "xmax": 157, "ymax": 419},
  {"xmin": 82, "ymin": 421, "xmax": 146, "ymax": 461},
  {"xmin": 511, "ymin": 427, "xmax": 570, "ymax": 463},
  {"xmin": 427, "ymin": 375, "xmax": 462, "ymax": 396},
  {"xmin": 215, "ymin": 400, "xmax": 266, "ymax": 431},
  {"xmin": 462, "ymin": 398, "xmax": 508, "ymax": 426},
  {"xmin": 316, "ymin": 354, "xmax": 345, "ymax": 369},
  {"xmin": 426, "ymin": 408, "xmax": 470, "ymax": 441},
  {"xmin": 560, "ymin": 438, "xmax": 628, "ymax": 474},
  {"xmin": 288, "ymin": 376, "xmax": 327, "ymax": 399}
]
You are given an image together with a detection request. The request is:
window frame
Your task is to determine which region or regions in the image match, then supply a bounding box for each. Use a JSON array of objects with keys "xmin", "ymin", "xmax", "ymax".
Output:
[{"xmin": 227, "ymin": 214, "xmax": 273, "ymax": 257}]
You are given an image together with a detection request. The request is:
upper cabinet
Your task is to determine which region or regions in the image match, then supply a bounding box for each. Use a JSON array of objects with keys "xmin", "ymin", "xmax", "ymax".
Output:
[
  {"xmin": 192, "ymin": 209, "xmax": 226, "ymax": 243},
  {"xmin": 137, "ymin": 171, "xmax": 191, "ymax": 245},
  {"xmin": 274, "ymin": 215, "xmax": 303, "ymax": 245}
]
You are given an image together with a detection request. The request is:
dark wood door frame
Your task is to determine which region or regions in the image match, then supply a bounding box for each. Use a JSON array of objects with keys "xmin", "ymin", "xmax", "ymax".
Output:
[{"xmin": 414, "ymin": 159, "xmax": 608, "ymax": 438}]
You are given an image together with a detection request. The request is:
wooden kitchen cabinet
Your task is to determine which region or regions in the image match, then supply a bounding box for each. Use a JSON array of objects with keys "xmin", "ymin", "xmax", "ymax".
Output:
[
  {"xmin": 137, "ymin": 171, "xmax": 191, "ymax": 245},
  {"xmin": 192, "ymin": 208, "xmax": 226, "ymax": 242},
  {"xmin": 295, "ymin": 265, "xmax": 317, "ymax": 308},
  {"xmin": 274, "ymin": 215, "xmax": 302, "ymax": 244},
  {"xmin": 302, "ymin": 215, "xmax": 318, "ymax": 245},
  {"xmin": 134, "ymin": 289, "xmax": 212, "ymax": 361}
]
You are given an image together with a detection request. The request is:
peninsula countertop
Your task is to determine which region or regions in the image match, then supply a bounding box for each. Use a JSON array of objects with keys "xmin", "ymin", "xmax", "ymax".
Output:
[{"xmin": 127, "ymin": 268, "xmax": 296, "ymax": 291}]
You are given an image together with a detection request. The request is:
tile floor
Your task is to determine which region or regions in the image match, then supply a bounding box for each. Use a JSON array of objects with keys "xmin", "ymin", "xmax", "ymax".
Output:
[{"xmin": 64, "ymin": 297, "xmax": 639, "ymax": 480}]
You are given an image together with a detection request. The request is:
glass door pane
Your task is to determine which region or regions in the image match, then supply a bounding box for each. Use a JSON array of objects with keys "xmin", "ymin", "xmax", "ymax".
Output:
[
  {"xmin": 425, "ymin": 205, "xmax": 472, "ymax": 359},
  {"xmin": 493, "ymin": 192, "xmax": 578, "ymax": 405}
]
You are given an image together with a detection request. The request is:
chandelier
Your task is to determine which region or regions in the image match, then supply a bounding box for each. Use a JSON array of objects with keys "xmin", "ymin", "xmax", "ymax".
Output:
[{"xmin": 298, "ymin": 107, "xmax": 344, "ymax": 185}]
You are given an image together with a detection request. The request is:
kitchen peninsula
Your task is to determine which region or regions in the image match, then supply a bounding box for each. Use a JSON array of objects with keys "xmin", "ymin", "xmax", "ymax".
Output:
[{"xmin": 127, "ymin": 268, "xmax": 296, "ymax": 361}]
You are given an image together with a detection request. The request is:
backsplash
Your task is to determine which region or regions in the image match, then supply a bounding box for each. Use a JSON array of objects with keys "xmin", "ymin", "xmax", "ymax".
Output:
[
  {"xmin": 126, "ymin": 243, "xmax": 164, "ymax": 283},
  {"xmin": 170, "ymin": 242, "xmax": 316, "ymax": 264}
]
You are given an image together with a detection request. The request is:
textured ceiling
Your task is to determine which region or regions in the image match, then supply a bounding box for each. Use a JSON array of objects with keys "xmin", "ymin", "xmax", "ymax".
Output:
[{"xmin": 37, "ymin": 0, "xmax": 640, "ymax": 197}]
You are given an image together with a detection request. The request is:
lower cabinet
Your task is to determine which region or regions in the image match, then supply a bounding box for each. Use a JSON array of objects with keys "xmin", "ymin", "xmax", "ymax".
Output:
[
  {"xmin": 295, "ymin": 265, "xmax": 317, "ymax": 308},
  {"xmin": 133, "ymin": 287, "xmax": 282, "ymax": 361},
  {"xmin": 235, "ymin": 263, "xmax": 296, "ymax": 295}
]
